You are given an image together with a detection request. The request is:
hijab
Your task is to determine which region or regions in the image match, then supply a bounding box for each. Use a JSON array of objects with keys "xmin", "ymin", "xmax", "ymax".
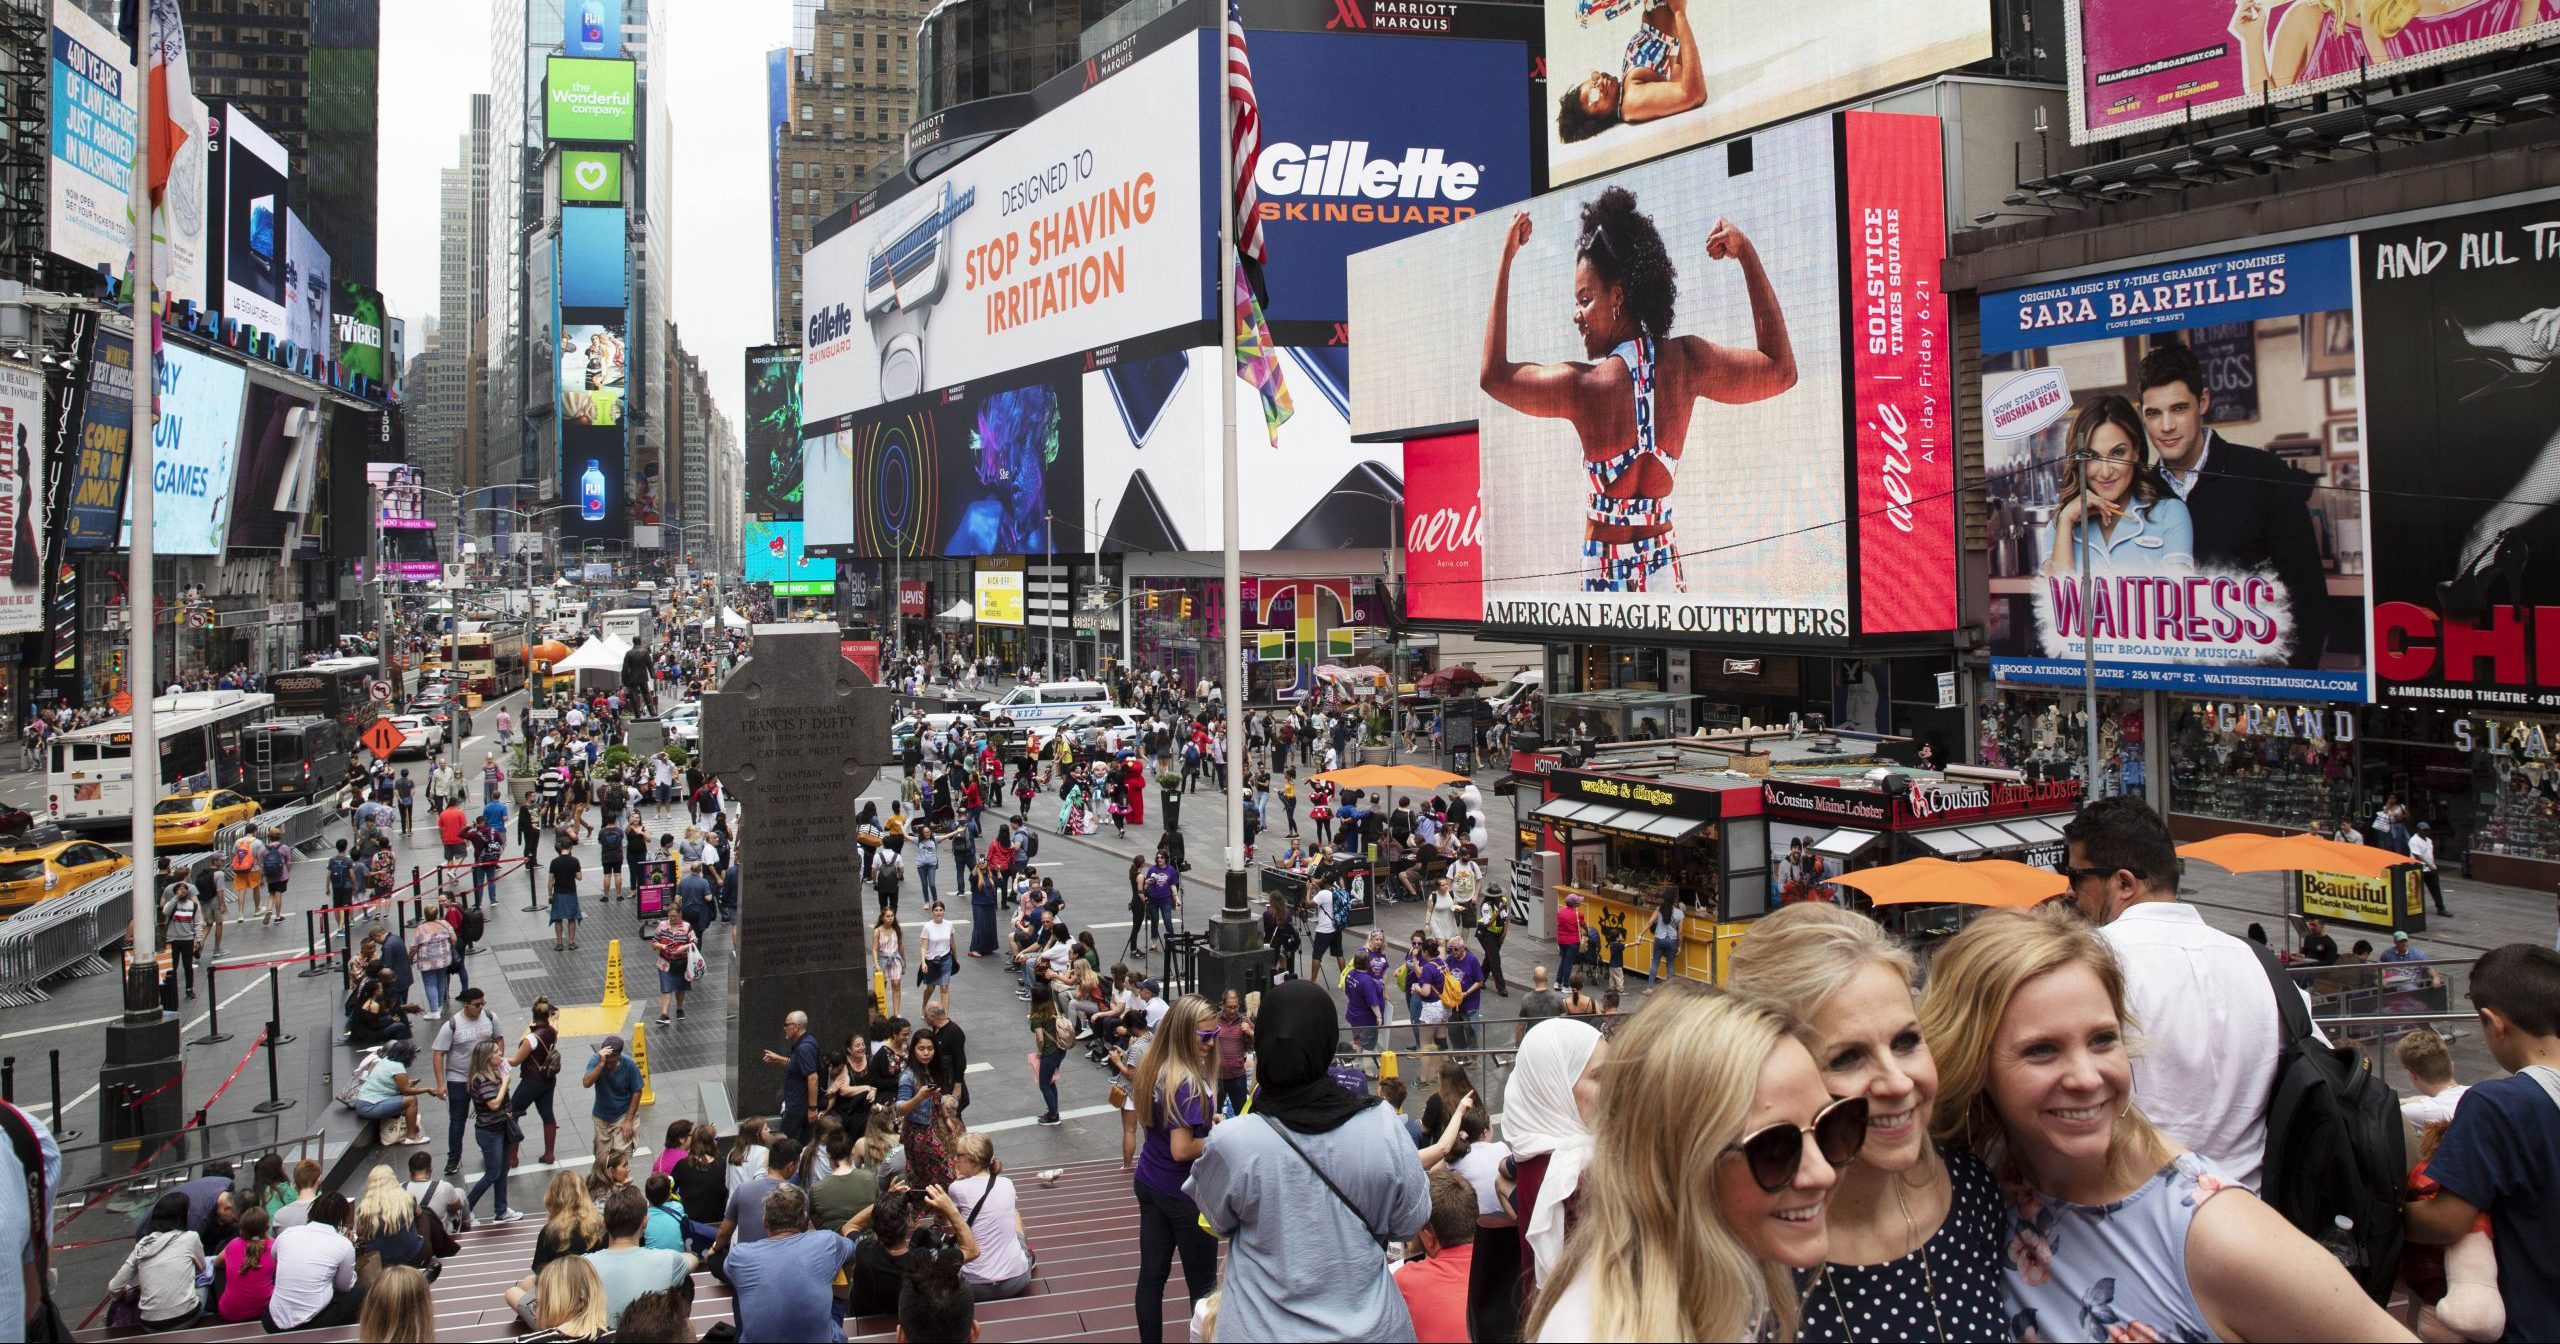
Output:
[
  {"xmin": 1505, "ymin": 1017, "xmax": 1602, "ymax": 1279},
  {"xmin": 1249, "ymin": 981, "xmax": 1369, "ymax": 1135}
]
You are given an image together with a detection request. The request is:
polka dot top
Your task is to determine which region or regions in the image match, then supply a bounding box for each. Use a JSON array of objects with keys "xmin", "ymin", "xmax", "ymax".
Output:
[{"xmin": 1796, "ymin": 1149, "xmax": 2012, "ymax": 1343}]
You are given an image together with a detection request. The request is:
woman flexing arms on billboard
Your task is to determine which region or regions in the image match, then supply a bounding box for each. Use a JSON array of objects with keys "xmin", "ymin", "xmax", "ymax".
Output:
[{"xmin": 1479, "ymin": 186, "xmax": 1797, "ymax": 593}]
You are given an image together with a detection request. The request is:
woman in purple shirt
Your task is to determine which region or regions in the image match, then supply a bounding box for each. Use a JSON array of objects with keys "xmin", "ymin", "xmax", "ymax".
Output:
[{"xmin": 1129, "ymin": 993, "xmax": 1219, "ymax": 1344}]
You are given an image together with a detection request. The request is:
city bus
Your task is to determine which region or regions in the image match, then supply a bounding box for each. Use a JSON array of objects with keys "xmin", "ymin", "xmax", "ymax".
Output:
[
  {"xmin": 453, "ymin": 623, "xmax": 528, "ymax": 697},
  {"xmin": 45, "ymin": 690, "xmax": 276, "ymax": 832},
  {"xmin": 268, "ymin": 656, "xmax": 385, "ymax": 737}
]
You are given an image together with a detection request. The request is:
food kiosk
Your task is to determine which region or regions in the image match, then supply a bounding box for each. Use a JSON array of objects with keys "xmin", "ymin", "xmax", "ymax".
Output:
[{"xmin": 1759, "ymin": 774, "xmax": 2084, "ymax": 949}]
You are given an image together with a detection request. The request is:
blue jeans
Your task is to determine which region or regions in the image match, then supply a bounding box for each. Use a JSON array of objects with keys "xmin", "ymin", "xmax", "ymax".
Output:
[
  {"xmin": 1557, "ymin": 943, "xmax": 1579, "ymax": 988},
  {"xmin": 1147, "ymin": 903, "xmax": 1174, "ymax": 945},
  {"xmin": 467, "ymin": 1126, "xmax": 511, "ymax": 1216},
  {"xmin": 1404, "ymin": 993, "xmax": 1425, "ymax": 1049},
  {"xmin": 1021, "ymin": 956, "xmax": 1042, "ymax": 997},
  {"xmin": 1036, "ymin": 1049, "xmax": 1064, "ymax": 1118},
  {"xmin": 446, "ymin": 1081, "xmax": 471, "ymax": 1168},
  {"xmin": 472, "ymin": 863, "xmax": 497, "ymax": 906},
  {"xmin": 918, "ymin": 864, "xmax": 939, "ymax": 904},
  {"xmin": 1653, "ymin": 935, "xmax": 1680, "ymax": 980},
  {"xmin": 420, "ymin": 968, "xmax": 447, "ymax": 1014}
]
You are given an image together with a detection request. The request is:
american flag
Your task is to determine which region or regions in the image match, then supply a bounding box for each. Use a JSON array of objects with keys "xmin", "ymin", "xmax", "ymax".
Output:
[{"xmin": 1225, "ymin": 0, "xmax": 1267, "ymax": 265}]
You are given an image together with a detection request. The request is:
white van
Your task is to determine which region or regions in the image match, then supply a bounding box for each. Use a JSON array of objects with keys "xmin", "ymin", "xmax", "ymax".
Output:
[
  {"xmin": 984, "ymin": 680, "xmax": 1113, "ymax": 729},
  {"xmin": 1488, "ymin": 668, "xmax": 1544, "ymax": 719}
]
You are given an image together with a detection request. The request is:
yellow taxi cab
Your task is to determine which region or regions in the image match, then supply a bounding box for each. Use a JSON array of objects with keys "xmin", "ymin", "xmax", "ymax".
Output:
[
  {"xmin": 0, "ymin": 840, "xmax": 132, "ymax": 916},
  {"xmin": 152, "ymin": 789, "xmax": 264, "ymax": 849}
]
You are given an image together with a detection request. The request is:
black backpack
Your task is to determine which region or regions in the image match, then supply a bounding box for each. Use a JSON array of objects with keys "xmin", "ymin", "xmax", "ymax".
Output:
[{"xmin": 2246, "ymin": 943, "xmax": 2404, "ymax": 1303}]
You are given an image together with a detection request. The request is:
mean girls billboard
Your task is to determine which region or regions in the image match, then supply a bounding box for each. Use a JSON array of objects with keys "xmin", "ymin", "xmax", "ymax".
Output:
[
  {"xmin": 1352, "ymin": 110, "xmax": 1954, "ymax": 643},
  {"xmin": 1979, "ymin": 240, "xmax": 2372, "ymax": 701}
]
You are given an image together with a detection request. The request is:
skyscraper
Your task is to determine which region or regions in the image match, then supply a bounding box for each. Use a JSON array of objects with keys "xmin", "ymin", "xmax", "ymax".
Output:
[
  {"xmin": 773, "ymin": 0, "xmax": 933, "ymax": 340},
  {"xmin": 173, "ymin": 0, "xmax": 383, "ymax": 283}
]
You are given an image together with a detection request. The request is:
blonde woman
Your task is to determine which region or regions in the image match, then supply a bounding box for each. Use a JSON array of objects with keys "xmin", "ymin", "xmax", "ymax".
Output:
[
  {"xmin": 528, "ymin": 1255, "xmax": 611, "ymax": 1339},
  {"xmin": 1728, "ymin": 902, "xmax": 2008, "ymax": 1341},
  {"xmin": 506, "ymin": 1170, "xmax": 606, "ymax": 1322},
  {"xmin": 355, "ymin": 1263, "xmax": 435, "ymax": 1343},
  {"xmin": 1918, "ymin": 908, "xmax": 2411, "ymax": 1343},
  {"xmin": 350, "ymin": 1166, "xmax": 433, "ymax": 1276},
  {"xmin": 950, "ymin": 1132, "xmax": 1035, "ymax": 1301},
  {"xmin": 1524, "ymin": 989, "xmax": 1865, "ymax": 1342},
  {"xmin": 1129, "ymin": 993, "xmax": 1220, "ymax": 1344},
  {"xmin": 464, "ymin": 1039, "xmax": 522, "ymax": 1223}
]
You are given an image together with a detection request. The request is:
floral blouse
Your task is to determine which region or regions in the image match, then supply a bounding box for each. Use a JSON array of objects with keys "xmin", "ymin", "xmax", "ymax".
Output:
[{"xmin": 2001, "ymin": 1151, "xmax": 2235, "ymax": 1343}]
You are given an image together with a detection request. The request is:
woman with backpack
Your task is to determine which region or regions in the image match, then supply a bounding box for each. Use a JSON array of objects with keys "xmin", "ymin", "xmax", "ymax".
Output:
[
  {"xmin": 651, "ymin": 908, "xmax": 699, "ymax": 1028},
  {"xmin": 509, "ymin": 998, "xmax": 564, "ymax": 1167}
]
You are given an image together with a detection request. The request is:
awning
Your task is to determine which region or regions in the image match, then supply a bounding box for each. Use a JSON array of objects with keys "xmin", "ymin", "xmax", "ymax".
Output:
[
  {"xmin": 938, "ymin": 601, "xmax": 973, "ymax": 621},
  {"xmin": 2004, "ymin": 816, "xmax": 2070, "ymax": 845},
  {"xmin": 1910, "ymin": 827, "xmax": 1985, "ymax": 858},
  {"xmin": 1812, "ymin": 828, "xmax": 1884, "ymax": 861},
  {"xmin": 1528, "ymin": 796, "xmax": 1705, "ymax": 844},
  {"xmin": 1961, "ymin": 824, "xmax": 2031, "ymax": 853}
]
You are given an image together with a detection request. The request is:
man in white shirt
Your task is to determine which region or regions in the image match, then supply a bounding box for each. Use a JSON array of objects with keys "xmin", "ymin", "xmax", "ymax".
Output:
[
  {"xmin": 266, "ymin": 1193, "xmax": 359, "ymax": 1331},
  {"xmin": 2409, "ymin": 822, "xmax": 2448, "ymax": 916},
  {"xmin": 2060, "ymin": 796, "xmax": 2315, "ymax": 1192},
  {"xmin": 2392, "ymin": 1026, "xmax": 2469, "ymax": 1128}
]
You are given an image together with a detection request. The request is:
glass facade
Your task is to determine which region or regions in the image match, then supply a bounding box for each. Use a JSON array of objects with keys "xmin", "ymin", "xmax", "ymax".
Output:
[
  {"xmin": 2166, "ymin": 699, "xmax": 2357, "ymax": 833},
  {"xmin": 914, "ymin": 0, "xmax": 1118, "ymax": 119},
  {"xmin": 1980, "ymin": 687, "xmax": 2146, "ymax": 800}
]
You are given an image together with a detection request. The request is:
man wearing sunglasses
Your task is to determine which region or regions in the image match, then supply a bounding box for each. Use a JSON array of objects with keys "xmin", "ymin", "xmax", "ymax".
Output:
[{"xmin": 2058, "ymin": 796, "xmax": 2316, "ymax": 1193}]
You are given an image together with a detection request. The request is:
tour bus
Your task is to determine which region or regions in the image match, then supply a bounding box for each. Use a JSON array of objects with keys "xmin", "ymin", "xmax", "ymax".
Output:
[
  {"xmin": 46, "ymin": 691, "xmax": 276, "ymax": 831},
  {"xmin": 453, "ymin": 623, "xmax": 529, "ymax": 697},
  {"xmin": 269, "ymin": 656, "xmax": 384, "ymax": 737}
]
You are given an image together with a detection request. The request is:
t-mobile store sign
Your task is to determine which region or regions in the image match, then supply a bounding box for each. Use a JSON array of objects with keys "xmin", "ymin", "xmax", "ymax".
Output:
[{"xmin": 1402, "ymin": 431, "xmax": 1481, "ymax": 621}]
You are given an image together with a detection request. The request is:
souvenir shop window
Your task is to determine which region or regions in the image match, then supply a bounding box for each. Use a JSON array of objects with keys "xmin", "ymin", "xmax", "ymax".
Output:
[
  {"xmin": 2469, "ymin": 717, "xmax": 2560, "ymax": 864},
  {"xmin": 2166, "ymin": 700, "xmax": 2355, "ymax": 832},
  {"xmin": 1979, "ymin": 690, "xmax": 2145, "ymax": 798}
]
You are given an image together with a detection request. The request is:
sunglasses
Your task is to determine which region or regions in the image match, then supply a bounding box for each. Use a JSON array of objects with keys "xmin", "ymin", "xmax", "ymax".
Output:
[
  {"xmin": 1723, "ymin": 1095, "xmax": 1869, "ymax": 1193},
  {"xmin": 2049, "ymin": 863, "xmax": 2143, "ymax": 883}
]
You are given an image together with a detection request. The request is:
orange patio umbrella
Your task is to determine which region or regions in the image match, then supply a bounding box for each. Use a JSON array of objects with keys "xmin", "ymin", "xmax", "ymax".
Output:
[
  {"xmin": 1309, "ymin": 763, "xmax": 1469, "ymax": 791},
  {"xmin": 1825, "ymin": 857, "xmax": 2068, "ymax": 909},
  {"xmin": 2176, "ymin": 832, "xmax": 2406, "ymax": 879}
]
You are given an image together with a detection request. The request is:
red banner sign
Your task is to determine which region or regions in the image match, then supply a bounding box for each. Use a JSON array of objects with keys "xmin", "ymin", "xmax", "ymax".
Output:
[
  {"xmin": 1844, "ymin": 112, "xmax": 1954, "ymax": 636},
  {"xmin": 1402, "ymin": 432, "xmax": 1483, "ymax": 621},
  {"xmin": 898, "ymin": 581, "xmax": 928, "ymax": 617}
]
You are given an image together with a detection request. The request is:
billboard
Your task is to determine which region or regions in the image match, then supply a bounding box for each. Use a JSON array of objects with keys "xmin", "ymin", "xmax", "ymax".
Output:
[
  {"xmin": 122, "ymin": 344, "xmax": 249, "ymax": 556},
  {"xmin": 366, "ymin": 462, "xmax": 436, "ymax": 530},
  {"xmin": 284, "ymin": 210, "xmax": 332, "ymax": 357},
  {"xmin": 1979, "ymin": 239, "xmax": 2368, "ymax": 700},
  {"xmin": 744, "ymin": 346, "xmax": 802, "ymax": 519},
  {"xmin": 1402, "ymin": 432, "xmax": 1483, "ymax": 622},
  {"xmin": 2068, "ymin": 0, "xmax": 2560, "ymax": 144},
  {"xmin": 46, "ymin": 0, "xmax": 138, "ymax": 278},
  {"xmin": 560, "ymin": 149, "xmax": 622, "ymax": 204},
  {"xmin": 0, "ymin": 366, "xmax": 43, "ymax": 634},
  {"xmin": 806, "ymin": 363, "xmax": 1086, "ymax": 557},
  {"xmin": 974, "ymin": 569, "xmax": 1025, "ymax": 625},
  {"xmin": 743, "ymin": 519, "xmax": 837, "ymax": 584},
  {"xmin": 565, "ymin": 0, "xmax": 622, "ymax": 58},
  {"xmin": 63, "ymin": 320, "xmax": 134, "ymax": 550},
  {"xmin": 546, "ymin": 57, "xmax": 637, "ymax": 144},
  {"xmin": 559, "ymin": 206, "xmax": 627, "ymax": 308},
  {"xmin": 558, "ymin": 305, "xmax": 627, "ymax": 541},
  {"xmin": 220, "ymin": 106, "xmax": 292, "ymax": 336},
  {"xmin": 798, "ymin": 30, "xmax": 1213, "ymax": 424},
  {"xmin": 1350, "ymin": 111, "xmax": 1953, "ymax": 641},
  {"xmin": 1544, "ymin": 0, "xmax": 1986, "ymax": 187},
  {"xmin": 228, "ymin": 382, "xmax": 309, "ymax": 549},
  {"xmin": 2360, "ymin": 200, "xmax": 2560, "ymax": 707},
  {"xmin": 334, "ymin": 280, "xmax": 387, "ymax": 384},
  {"xmin": 1249, "ymin": 28, "xmax": 1534, "ymax": 330}
]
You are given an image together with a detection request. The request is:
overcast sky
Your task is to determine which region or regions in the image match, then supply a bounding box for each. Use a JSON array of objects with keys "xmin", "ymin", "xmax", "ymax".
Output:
[{"xmin": 375, "ymin": 0, "xmax": 790, "ymax": 441}]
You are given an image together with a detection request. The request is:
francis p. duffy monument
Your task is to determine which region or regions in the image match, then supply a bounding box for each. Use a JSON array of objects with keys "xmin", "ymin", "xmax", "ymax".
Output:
[{"xmin": 697, "ymin": 623, "xmax": 895, "ymax": 1118}]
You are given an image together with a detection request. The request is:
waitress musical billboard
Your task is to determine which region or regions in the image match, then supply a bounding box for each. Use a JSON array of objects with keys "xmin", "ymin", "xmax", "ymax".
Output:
[{"xmin": 1979, "ymin": 239, "xmax": 2372, "ymax": 700}]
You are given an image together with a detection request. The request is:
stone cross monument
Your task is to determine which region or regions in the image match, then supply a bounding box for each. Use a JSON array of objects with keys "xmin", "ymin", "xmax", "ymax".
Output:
[{"xmin": 698, "ymin": 624, "xmax": 895, "ymax": 1122}]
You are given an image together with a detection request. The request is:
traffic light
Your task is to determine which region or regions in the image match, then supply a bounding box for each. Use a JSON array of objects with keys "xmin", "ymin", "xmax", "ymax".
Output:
[{"xmin": 1178, "ymin": 596, "xmax": 1193, "ymax": 619}]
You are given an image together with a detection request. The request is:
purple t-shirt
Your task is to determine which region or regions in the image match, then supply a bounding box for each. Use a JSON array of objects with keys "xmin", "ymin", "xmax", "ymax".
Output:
[
  {"xmin": 1344, "ymin": 969, "xmax": 1386, "ymax": 1027},
  {"xmin": 1144, "ymin": 864, "xmax": 1178, "ymax": 908},
  {"xmin": 1450, "ymin": 951, "xmax": 1485, "ymax": 1014},
  {"xmin": 1134, "ymin": 1079, "xmax": 1209, "ymax": 1199}
]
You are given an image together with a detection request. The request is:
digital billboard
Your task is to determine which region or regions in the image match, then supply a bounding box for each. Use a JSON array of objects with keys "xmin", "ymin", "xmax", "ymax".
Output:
[
  {"xmin": 46, "ymin": 0, "xmax": 138, "ymax": 278},
  {"xmin": 284, "ymin": 210, "xmax": 332, "ymax": 357},
  {"xmin": 220, "ymin": 106, "xmax": 292, "ymax": 336},
  {"xmin": 334, "ymin": 280, "xmax": 386, "ymax": 384},
  {"xmin": 558, "ymin": 305, "xmax": 627, "ymax": 542},
  {"xmin": 559, "ymin": 149, "xmax": 622, "ymax": 204},
  {"xmin": 0, "ymin": 365, "xmax": 44, "ymax": 634},
  {"xmin": 1349, "ymin": 111, "xmax": 1954, "ymax": 642},
  {"xmin": 558, "ymin": 314, "xmax": 628, "ymax": 429},
  {"xmin": 1248, "ymin": 28, "xmax": 1534, "ymax": 330},
  {"xmin": 2359, "ymin": 199, "xmax": 2560, "ymax": 707},
  {"xmin": 228, "ymin": 382, "xmax": 310, "ymax": 549},
  {"xmin": 63, "ymin": 320, "xmax": 134, "ymax": 551},
  {"xmin": 744, "ymin": 346, "xmax": 802, "ymax": 519},
  {"xmin": 366, "ymin": 462, "xmax": 436, "ymax": 530},
  {"xmin": 546, "ymin": 56, "xmax": 637, "ymax": 144},
  {"xmin": 805, "ymin": 362, "xmax": 1084, "ymax": 559},
  {"xmin": 565, "ymin": 0, "xmax": 622, "ymax": 58},
  {"xmin": 122, "ymin": 344, "xmax": 249, "ymax": 556},
  {"xmin": 744, "ymin": 519, "xmax": 836, "ymax": 585},
  {"xmin": 1402, "ymin": 432, "xmax": 1483, "ymax": 622},
  {"xmin": 559, "ymin": 205, "xmax": 627, "ymax": 308},
  {"xmin": 974, "ymin": 569, "xmax": 1025, "ymax": 626},
  {"xmin": 1544, "ymin": 0, "xmax": 1986, "ymax": 187},
  {"xmin": 2068, "ymin": 0, "xmax": 2560, "ymax": 144},
  {"xmin": 798, "ymin": 30, "xmax": 1213, "ymax": 424},
  {"xmin": 1979, "ymin": 240, "xmax": 2369, "ymax": 700}
]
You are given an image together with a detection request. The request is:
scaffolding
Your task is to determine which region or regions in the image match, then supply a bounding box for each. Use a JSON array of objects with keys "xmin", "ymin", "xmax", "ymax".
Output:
[{"xmin": 0, "ymin": 0, "xmax": 50, "ymax": 288}]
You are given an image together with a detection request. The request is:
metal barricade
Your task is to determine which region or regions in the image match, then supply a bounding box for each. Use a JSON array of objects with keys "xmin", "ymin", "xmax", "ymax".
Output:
[{"xmin": 0, "ymin": 871, "xmax": 135, "ymax": 1006}]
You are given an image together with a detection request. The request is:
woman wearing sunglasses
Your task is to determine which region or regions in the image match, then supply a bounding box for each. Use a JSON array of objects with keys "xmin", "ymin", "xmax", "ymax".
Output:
[
  {"xmin": 1128, "ymin": 993, "xmax": 1220, "ymax": 1344},
  {"xmin": 1729, "ymin": 902, "xmax": 2009, "ymax": 1342},
  {"xmin": 1920, "ymin": 909, "xmax": 2410, "ymax": 1343},
  {"xmin": 1525, "ymin": 989, "xmax": 1862, "ymax": 1341}
]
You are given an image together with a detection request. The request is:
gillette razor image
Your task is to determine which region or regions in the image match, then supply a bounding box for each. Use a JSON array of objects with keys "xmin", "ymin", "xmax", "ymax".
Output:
[{"xmin": 865, "ymin": 179, "xmax": 978, "ymax": 401}]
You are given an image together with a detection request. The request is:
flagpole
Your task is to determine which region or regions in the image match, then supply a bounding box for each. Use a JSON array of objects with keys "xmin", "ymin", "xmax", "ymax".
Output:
[
  {"xmin": 1217, "ymin": 4, "xmax": 1247, "ymax": 905},
  {"xmin": 126, "ymin": 0, "xmax": 161, "ymax": 1013}
]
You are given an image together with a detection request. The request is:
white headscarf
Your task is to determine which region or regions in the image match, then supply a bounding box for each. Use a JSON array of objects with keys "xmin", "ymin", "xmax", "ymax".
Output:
[{"xmin": 1504, "ymin": 1017, "xmax": 1603, "ymax": 1280}]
